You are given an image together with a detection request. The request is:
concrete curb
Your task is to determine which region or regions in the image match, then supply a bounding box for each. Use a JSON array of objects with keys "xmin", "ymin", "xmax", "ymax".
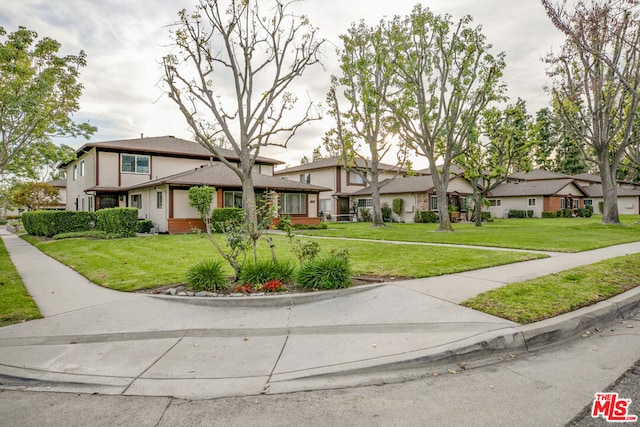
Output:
[{"xmin": 148, "ymin": 283, "xmax": 385, "ymax": 307}]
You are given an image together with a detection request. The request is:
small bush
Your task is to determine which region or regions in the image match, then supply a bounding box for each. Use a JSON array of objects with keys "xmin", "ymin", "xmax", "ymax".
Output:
[
  {"xmin": 96, "ymin": 208, "xmax": 138, "ymax": 237},
  {"xmin": 239, "ymin": 260, "xmax": 295, "ymax": 285},
  {"xmin": 598, "ymin": 201, "xmax": 604, "ymax": 214},
  {"xmin": 296, "ymin": 255, "xmax": 352, "ymax": 290},
  {"xmin": 542, "ymin": 211, "xmax": 556, "ymax": 218},
  {"xmin": 292, "ymin": 239, "xmax": 321, "ymax": 264},
  {"xmin": 556, "ymin": 210, "xmax": 564, "ymax": 218},
  {"xmin": 392, "ymin": 198, "xmax": 404, "ymax": 216},
  {"xmin": 186, "ymin": 259, "xmax": 228, "ymax": 292},
  {"xmin": 212, "ymin": 208, "xmax": 245, "ymax": 233},
  {"xmin": 508, "ymin": 210, "xmax": 527, "ymax": 218},
  {"xmin": 292, "ymin": 223, "xmax": 328, "ymax": 230},
  {"xmin": 527, "ymin": 210, "xmax": 534, "ymax": 218},
  {"xmin": 481, "ymin": 212, "xmax": 493, "ymax": 222},
  {"xmin": 137, "ymin": 219, "xmax": 153, "ymax": 233},
  {"xmin": 562, "ymin": 209, "xmax": 573, "ymax": 218},
  {"xmin": 22, "ymin": 210, "xmax": 96, "ymax": 237},
  {"xmin": 381, "ymin": 203, "xmax": 393, "ymax": 222},
  {"xmin": 579, "ymin": 205, "xmax": 594, "ymax": 218},
  {"xmin": 414, "ymin": 210, "xmax": 438, "ymax": 223},
  {"xmin": 358, "ymin": 207, "xmax": 371, "ymax": 222}
]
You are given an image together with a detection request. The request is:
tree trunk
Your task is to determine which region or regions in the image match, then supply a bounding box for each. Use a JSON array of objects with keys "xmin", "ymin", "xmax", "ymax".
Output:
[
  {"xmin": 242, "ymin": 173, "xmax": 258, "ymax": 231},
  {"xmin": 599, "ymin": 159, "xmax": 621, "ymax": 224},
  {"xmin": 370, "ymin": 181, "xmax": 385, "ymax": 227},
  {"xmin": 474, "ymin": 189, "xmax": 483, "ymax": 228},
  {"xmin": 435, "ymin": 185, "xmax": 453, "ymax": 232}
]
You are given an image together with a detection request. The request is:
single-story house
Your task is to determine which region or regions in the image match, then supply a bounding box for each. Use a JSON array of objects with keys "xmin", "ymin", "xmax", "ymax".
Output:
[
  {"xmin": 580, "ymin": 184, "xmax": 640, "ymax": 215},
  {"xmin": 127, "ymin": 163, "xmax": 330, "ymax": 233},
  {"xmin": 349, "ymin": 174, "xmax": 474, "ymax": 223}
]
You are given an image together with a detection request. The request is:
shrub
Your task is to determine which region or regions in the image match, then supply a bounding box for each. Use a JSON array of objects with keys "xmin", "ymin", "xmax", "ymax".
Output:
[
  {"xmin": 186, "ymin": 259, "xmax": 228, "ymax": 292},
  {"xmin": 239, "ymin": 260, "xmax": 295, "ymax": 285},
  {"xmin": 585, "ymin": 204, "xmax": 594, "ymax": 217},
  {"xmin": 414, "ymin": 210, "xmax": 438, "ymax": 223},
  {"xmin": 211, "ymin": 208, "xmax": 245, "ymax": 233},
  {"xmin": 508, "ymin": 209, "xmax": 527, "ymax": 218},
  {"xmin": 296, "ymin": 255, "xmax": 352, "ymax": 290},
  {"xmin": 598, "ymin": 201, "xmax": 604, "ymax": 214},
  {"xmin": 392, "ymin": 198, "xmax": 404, "ymax": 216},
  {"xmin": 95, "ymin": 208, "xmax": 138, "ymax": 237},
  {"xmin": 22, "ymin": 210, "xmax": 95, "ymax": 237},
  {"xmin": 542, "ymin": 211, "xmax": 556, "ymax": 218},
  {"xmin": 137, "ymin": 219, "xmax": 153, "ymax": 233},
  {"xmin": 481, "ymin": 212, "xmax": 493, "ymax": 222},
  {"xmin": 358, "ymin": 207, "xmax": 371, "ymax": 222},
  {"xmin": 292, "ymin": 239, "xmax": 321, "ymax": 264},
  {"xmin": 563, "ymin": 209, "xmax": 573, "ymax": 218},
  {"xmin": 53, "ymin": 230, "xmax": 116, "ymax": 240},
  {"xmin": 527, "ymin": 210, "xmax": 534, "ymax": 218},
  {"xmin": 292, "ymin": 223, "xmax": 328, "ymax": 230},
  {"xmin": 381, "ymin": 203, "xmax": 393, "ymax": 222}
]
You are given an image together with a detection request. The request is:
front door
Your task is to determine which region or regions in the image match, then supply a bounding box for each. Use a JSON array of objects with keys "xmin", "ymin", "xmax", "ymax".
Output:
[{"xmin": 339, "ymin": 197, "xmax": 349, "ymax": 221}]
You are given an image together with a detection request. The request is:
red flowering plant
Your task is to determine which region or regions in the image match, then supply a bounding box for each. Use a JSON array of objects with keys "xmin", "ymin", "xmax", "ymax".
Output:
[
  {"xmin": 261, "ymin": 279, "xmax": 286, "ymax": 293},
  {"xmin": 233, "ymin": 284, "xmax": 251, "ymax": 294}
]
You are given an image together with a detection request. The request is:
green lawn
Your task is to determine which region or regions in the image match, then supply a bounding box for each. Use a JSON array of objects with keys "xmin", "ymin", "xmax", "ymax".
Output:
[
  {"xmin": 22, "ymin": 233, "xmax": 545, "ymax": 292},
  {"xmin": 0, "ymin": 238, "xmax": 41, "ymax": 326},
  {"xmin": 462, "ymin": 253, "xmax": 640, "ymax": 324},
  {"xmin": 295, "ymin": 216, "xmax": 640, "ymax": 252}
]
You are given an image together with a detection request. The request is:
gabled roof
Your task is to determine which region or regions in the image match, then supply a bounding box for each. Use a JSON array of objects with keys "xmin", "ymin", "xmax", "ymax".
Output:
[
  {"xmin": 489, "ymin": 179, "xmax": 588, "ymax": 197},
  {"xmin": 274, "ymin": 156, "xmax": 404, "ymax": 174},
  {"xmin": 63, "ymin": 136, "xmax": 282, "ymax": 167},
  {"xmin": 127, "ymin": 163, "xmax": 330, "ymax": 193},
  {"xmin": 351, "ymin": 175, "xmax": 442, "ymax": 196},
  {"xmin": 47, "ymin": 179, "xmax": 66, "ymax": 188},
  {"xmin": 572, "ymin": 173, "xmax": 601, "ymax": 183},
  {"xmin": 580, "ymin": 184, "xmax": 640, "ymax": 198},
  {"xmin": 508, "ymin": 169, "xmax": 572, "ymax": 181},
  {"xmin": 415, "ymin": 164, "xmax": 467, "ymax": 176}
]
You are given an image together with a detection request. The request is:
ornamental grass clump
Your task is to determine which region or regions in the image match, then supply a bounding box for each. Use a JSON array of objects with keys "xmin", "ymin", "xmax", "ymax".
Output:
[
  {"xmin": 186, "ymin": 259, "xmax": 228, "ymax": 292},
  {"xmin": 238, "ymin": 260, "xmax": 295, "ymax": 285},
  {"xmin": 296, "ymin": 254, "xmax": 352, "ymax": 290}
]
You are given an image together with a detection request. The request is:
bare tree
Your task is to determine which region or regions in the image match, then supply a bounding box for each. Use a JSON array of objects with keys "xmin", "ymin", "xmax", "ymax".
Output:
[
  {"xmin": 386, "ymin": 6, "xmax": 506, "ymax": 231},
  {"xmin": 163, "ymin": 0, "xmax": 324, "ymax": 231},
  {"xmin": 541, "ymin": 0, "xmax": 640, "ymax": 224}
]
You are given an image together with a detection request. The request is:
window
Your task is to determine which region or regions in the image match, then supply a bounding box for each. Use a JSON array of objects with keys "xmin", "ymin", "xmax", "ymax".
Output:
[
  {"xmin": 319, "ymin": 198, "xmax": 332, "ymax": 214},
  {"xmin": 357, "ymin": 198, "xmax": 372, "ymax": 208},
  {"xmin": 488, "ymin": 199, "xmax": 502, "ymax": 207},
  {"xmin": 121, "ymin": 154, "xmax": 150, "ymax": 174},
  {"xmin": 88, "ymin": 196, "xmax": 94, "ymax": 212},
  {"xmin": 73, "ymin": 165, "xmax": 77, "ymax": 180},
  {"xmin": 80, "ymin": 160, "xmax": 85, "ymax": 177},
  {"xmin": 81, "ymin": 197, "xmax": 85, "ymax": 211},
  {"xmin": 528, "ymin": 198, "xmax": 536, "ymax": 207},
  {"xmin": 561, "ymin": 199, "xmax": 566, "ymax": 209},
  {"xmin": 300, "ymin": 173, "xmax": 311, "ymax": 184},
  {"xmin": 157, "ymin": 191, "xmax": 163, "ymax": 209},
  {"xmin": 281, "ymin": 193, "xmax": 307, "ymax": 214},
  {"xmin": 348, "ymin": 170, "xmax": 365, "ymax": 185},
  {"xmin": 584, "ymin": 199, "xmax": 593, "ymax": 206},
  {"xmin": 131, "ymin": 194, "xmax": 142, "ymax": 209},
  {"xmin": 224, "ymin": 191, "xmax": 244, "ymax": 208},
  {"xmin": 430, "ymin": 195, "xmax": 438, "ymax": 211},
  {"xmin": 573, "ymin": 199, "xmax": 580, "ymax": 209}
]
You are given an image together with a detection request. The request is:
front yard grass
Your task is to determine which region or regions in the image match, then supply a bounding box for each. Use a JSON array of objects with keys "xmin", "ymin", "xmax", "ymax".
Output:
[
  {"xmin": 295, "ymin": 216, "xmax": 640, "ymax": 252},
  {"xmin": 0, "ymin": 238, "xmax": 42, "ymax": 326},
  {"xmin": 22, "ymin": 233, "xmax": 545, "ymax": 292},
  {"xmin": 461, "ymin": 253, "xmax": 640, "ymax": 324}
]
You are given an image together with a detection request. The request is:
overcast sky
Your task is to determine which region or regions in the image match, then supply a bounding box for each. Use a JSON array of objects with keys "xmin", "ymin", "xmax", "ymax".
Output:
[{"xmin": 1, "ymin": 0, "xmax": 565, "ymax": 168}]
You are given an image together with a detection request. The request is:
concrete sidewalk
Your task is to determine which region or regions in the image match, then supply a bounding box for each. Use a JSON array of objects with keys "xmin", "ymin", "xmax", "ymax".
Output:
[{"xmin": 1, "ymin": 226, "xmax": 640, "ymax": 400}]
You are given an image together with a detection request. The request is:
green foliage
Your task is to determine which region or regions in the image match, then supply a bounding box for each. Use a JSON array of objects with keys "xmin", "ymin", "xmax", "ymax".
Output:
[
  {"xmin": 186, "ymin": 259, "xmax": 228, "ymax": 292},
  {"xmin": 0, "ymin": 237, "xmax": 41, "ymax": 326},
  {"xmin": 95, "ymin": 208, "xmax": 138, "ymax": 237},
  {"xmin": 291, "ymin": 239, "xmax": 321, "ymax": 264},
  {"xmin": 22, "ymin": 210, "xmax": 95, "ymax": 237},
  {"xmin": 10, "ymin": 182, "xmax": 60, "ymax": 210},
  {"xmin": 0, "ymin": 26, "xmax": 96, "ymax": 176},
  {"xmin": 392, "ymin": 198, "xmax": 404, "ymax": 216},
  {"xmin": 598, "ymin": 201, "xmax": 604, "ymax": 214},
  {"xmin": 381, "ymin": 203, "xmax": 393, "ymax": 222},
  {"xmin": 358, "ymin": 207, "xmax": 371, "ymax": 222},
  {"xmin": 211, "ymin": 207, "xmax": 245, "ymax": 233},
  {"xmin": 291, "ymin": 223, "xmax": 328, "ymax": 230},
  {"xmin": 188, "ymin": 186, "xmax": 215, "ymax": 230},
  {"xmin": 296, "ymin": 255, "xmax": 352, "ymax": 290},
  {"xmin": 239, "ymin": 260, "xmax": 295, "ymax": 285},
  {"xmin": 542, "ymin": 211, "xmax": 556, "ymax": 218},
  {"xmin": 508, "ymin": 210, "xmax": 528, "ymax": 219},
  {"xmin": 137, "ymin": 220, "xmax": 153, "ymax": 233},
  {"xmin": 414, "ymin": 210, "xmax": 438, "ymax": 223},
  {"xmin": 481, "ymin": 212, "xmax": 493, "ymax": 222}
]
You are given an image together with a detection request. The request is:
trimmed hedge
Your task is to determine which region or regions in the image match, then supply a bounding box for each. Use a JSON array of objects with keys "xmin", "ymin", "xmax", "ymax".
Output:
[
  {"xmin": 137, "ymin": 219, "xmax": 154, "ymax": 233},
  {"xmin": 211, "ymin": 208, "xmax": 245, "ymax": 233},
  {"xmin": 22, "ymin": 210, "xmax": 96, "ymax": 237},
  {"xmin": 96, "ymin": 208, "xmax": 138, "ymax": 237},
  {"xmin": 414, "ymin": 210, "xmax": 438, "ymax": 223},
  {"xmin": 542, "ymin": 211, "xmax": 556, "ymax": 218}
]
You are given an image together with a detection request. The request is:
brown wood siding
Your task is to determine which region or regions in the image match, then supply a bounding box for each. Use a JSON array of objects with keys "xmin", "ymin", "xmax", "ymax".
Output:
[
  {"xmin": 96, "ymin": 150, "xmax": 100, "ymax": 186},
  {"xmin": 336, "ymin": 167, "xmax": 341, "ymax": 193},
  {"xmin": 217, "ymin": 188, "xmax": 223, "ymax": 208},
  {"xmin": 169, "ymin": 188, "xmax": 174, "ymax": 218}
]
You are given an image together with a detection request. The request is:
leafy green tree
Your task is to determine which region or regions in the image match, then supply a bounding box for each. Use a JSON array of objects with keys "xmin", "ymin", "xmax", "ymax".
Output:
[
  {"xmin": 531, "ymin": 108, "xmax": 555, "ymax": 170},
  {"xmin": 163, "ymin": 0, "xmax": 324, "ymax": 233},
  {"xmin": 326, "ymin": 20, "xmax": 406, "ymax": 227},
  {"xmin": 0, "ymin": 27, "xmax": 95, "ymax": 176},
  {"xmin": 10, "ymin": 182, "xmax": 60, "ymax": 211},
  {"xmin": 542, "ymin": 0, "xmax": 640, "ymax": 224},
  {"xmin": 386, "ymin": 6, "xmax": 507, "ymax": 231}
]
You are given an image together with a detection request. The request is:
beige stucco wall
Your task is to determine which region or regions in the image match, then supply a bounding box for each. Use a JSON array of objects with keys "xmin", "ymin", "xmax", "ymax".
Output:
[
  {"xmin": 556, "ymin": 182, "xmax": 584, "ymax": 196},
  {"xmin": 447, "ymin": 177, "xmax": 474, "ymax": 193},
  {"xmin": 128, "ymin": 185, "xmax": 170, "ymax": 232},
  {"xmin": 66, "ymin": 149, "xmax": 97, "ymax": 210},
  {"xmin": 588, "ymin": 197, "xmax": 639, "ymax": 215},
  {"xmin": 98, "ymin": 152, "xmax": 119, "ymax": 187},
  {"xmin": 171, "ymin": 188, "xmax": 218, "ymax": 219},
  {"xmin": 150, "ymin": 157, "xmax": 209, "ymax": 180},
  {"xmin": 486, "ymin": 196, "xmax": 544, "ymax": 218}
]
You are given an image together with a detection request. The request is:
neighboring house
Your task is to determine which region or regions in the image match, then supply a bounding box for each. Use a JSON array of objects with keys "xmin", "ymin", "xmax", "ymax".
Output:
[
  {"xmin": 350, "ymin": 174, "xmax": 474, "ymax": 223},
  {"xmin": 579, "ymin": 184, "xmax": 640, "ymax": 215},
  {"xmin": 126, "ymin": 164, "xmax": 329, "ymax": 233},
  {"xmin": 47, "ymin": 179, "xmax": 67, "ymax": 210},
  {"xmin": 61, "ymin": 135, "xmax": 326, "ymax": 232},
  {"xmin": 486, "ymin": 179, "xmax": 588, "ymax": 218},
  {"xmin": 62, "ymin": 135, "xmax": 281, "ymax": 213},
  {"xmin": 274, "ymin": 157, "xmax": 404, "ymax": 220}
]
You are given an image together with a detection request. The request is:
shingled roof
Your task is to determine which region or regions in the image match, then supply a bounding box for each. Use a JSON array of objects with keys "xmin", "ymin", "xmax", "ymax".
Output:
[
  {"xmin": 350, "ymin": 175, "xmax": 438, "ymax": 196},
  {"xmin": 63, "ymin": 136, "xmax": 283, "ymax": 167},
  {"xmin": 274, "ymin": 156, "xmax": 404, "ymax": 174},
  {"xmin": 580, "ymin": 184, "xmax": 640, "ymax": 198},
  {"xmin": 127, "ymin": 163, "xmax": 330, "ymax": 192},
  {"xmin": 489, "ymin": 179, "xmax": 587, "ymax": 197},
  {"xmin": 508, "ymin": 169, "xmax": 572, "ymax": 181}
]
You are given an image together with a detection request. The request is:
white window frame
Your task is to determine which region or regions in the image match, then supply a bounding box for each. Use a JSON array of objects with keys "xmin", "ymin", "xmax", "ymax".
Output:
[
  {"xmin": 348, "ymin": 170, "xmax": 365, "ymax": 185},
  {"xmin": 156, "ymin": 191, "xmax": 163, "ymax": 209},
  {"xmin": 73, "ymin": 164, "xmax": 77, "ymax": 180},
  {"xmin": 131, "ymin": 194, "xmax": 142, "ymax": 209},
  {"xmin": 584, "ymin": 199, "xmax": 593, "ymax": 206},
  {"xmin": 430, "ymin": 195, "xmax": 438, "ymax": 211},
  {"xmin": 281, "ymin": 193, "xmax": 307, "ymax": 215},
  {"xmin": 223, "ymin": 191, "xmax": 244, "ymax": 208},
  {"xmin": 528, "ymin": 198, "xmax": 536, "ymax": 207},
  {"xmin": 573, "ymin": 199, "xmax": 580, "ymax": 209},
  {"xmin": 488, "ymin": 199, "xmax": 502, "ymax": 207},
  {"xmin": 121, "ymin": 154, "xmax": 150, "ymax": 174},
  {"xmin": 319, "ymin": 198, "xmax": 332, "ymax": 214},
  {"xmin": 300, "ymin": 173, "xmax": 311, "ymax": 184},
  {"xmin": 88, "ymin": 196, "xmax": 94, "ymax": 212},
  {"xmin": 561, "ymin": 199, "xmax": 566, "ymax": 209},
  {"xmin": 80, "ymin": 160, "xmax": 85, "ymax": 177},
  {"xmin": 357, "ymin": 198, "xmax": 373, "ymax": 208}
]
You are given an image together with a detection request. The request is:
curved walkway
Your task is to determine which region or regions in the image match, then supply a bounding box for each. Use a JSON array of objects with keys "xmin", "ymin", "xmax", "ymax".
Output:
[{"xmin": 1, "ymin": 226, "xmax": 640, "ymax": 400}]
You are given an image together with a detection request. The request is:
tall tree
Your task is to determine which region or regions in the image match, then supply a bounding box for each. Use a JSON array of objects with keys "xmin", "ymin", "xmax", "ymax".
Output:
[
  {"xmin": 10, "ymin": 181, "xmax": 60, "ymax": 211},
  {"xmin": 542, "ymin": 0, "xmax": 640, "ymax": 224},
  {"xmin": 326, "ymin": 20, "xmax": 406, "ymax": 227},
  {"xmin": 386, "ymin": 6, "xmax": 506, "ymax": 231},
  {"xmin": 0, "ymin": 27, "xmax": 95, "ymax": 176},
  {"xmin": 163, "ymin": 0, "xmax": 324, "ymax": 232},
  {"xmin": 459, "ymin": 99, "xmax": 533, "ymax": 226},
  {"xmin": 531, "ymin": 108, "xmax": 556, "ymax": 170}
]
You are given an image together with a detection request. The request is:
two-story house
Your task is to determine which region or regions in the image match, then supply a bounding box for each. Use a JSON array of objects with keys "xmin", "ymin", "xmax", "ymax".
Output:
[
  {"xmin": 61, "ymin": 135, "xmax": 328, "ymax": 233},
  {"xmin": 273, "ymin": 157, "xmax": 405, "ymax": 220}
]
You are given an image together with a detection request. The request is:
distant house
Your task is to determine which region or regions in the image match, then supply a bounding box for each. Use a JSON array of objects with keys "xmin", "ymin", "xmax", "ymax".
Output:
[
  {"xmin": 274, "ymin": 157, "xmax": 405, "ymax": 220},
  {"xmin": 47, "ymin": 179, "xmax": 67, "ymax": 210},
  {"xmin": 61, "ymin": 136, "xmax": 326, "ymax": 233},
  {"xmin": 350, "ymin": 174, "xmax": 474, "ymax": 222},
  {"xmin": 578, "ymin": 184, "xmax": 640, "ymax": 215}
]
